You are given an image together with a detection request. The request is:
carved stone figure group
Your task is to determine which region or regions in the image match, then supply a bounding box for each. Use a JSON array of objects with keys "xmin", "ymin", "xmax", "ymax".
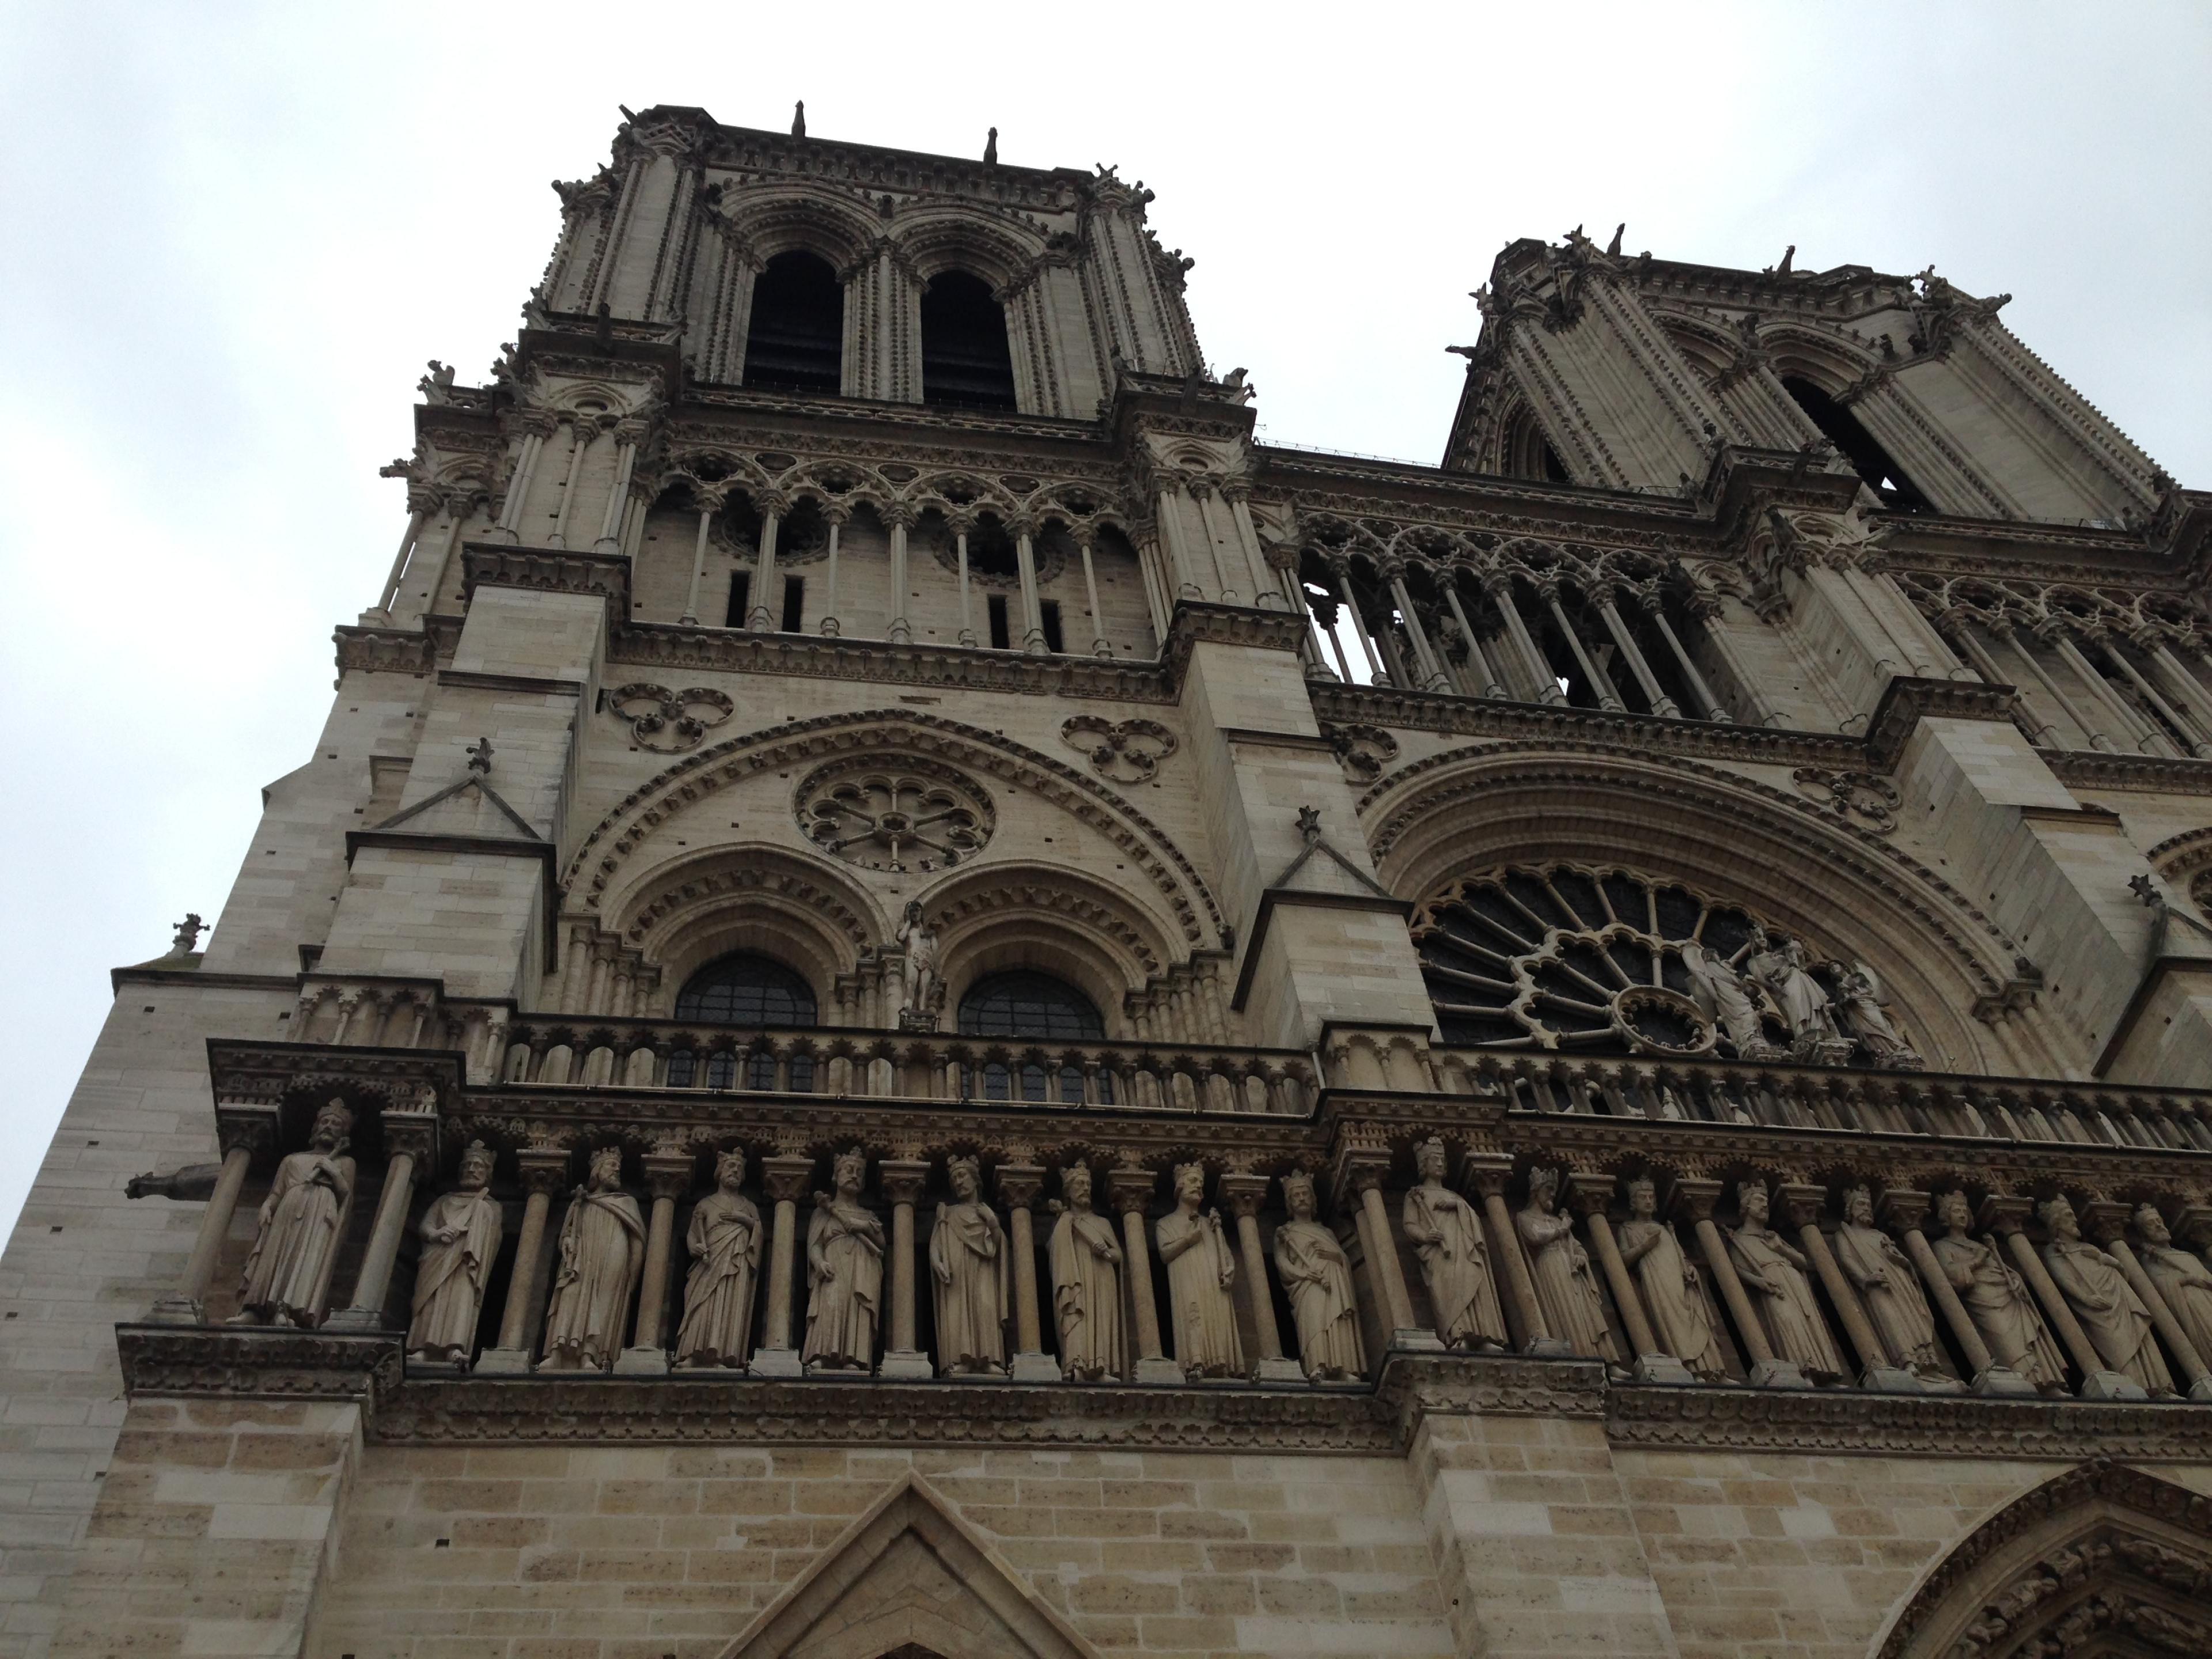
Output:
[{"xmin": 1680, "ymin": 932, "xmax": 1922, "ymax": 1069}]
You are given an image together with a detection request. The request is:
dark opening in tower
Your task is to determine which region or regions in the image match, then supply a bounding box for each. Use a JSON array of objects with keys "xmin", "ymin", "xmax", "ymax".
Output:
[
  {"xmin": 1782, "ymin": 376, "xmax": 1932, "ymax": 513},
  {"xmin": 743, "ymin": 252, "xmax": 843, "ymax": 394},
  {"xmin": 921, "ymin": 270, "xmax": 1017, "ymax": 410}
]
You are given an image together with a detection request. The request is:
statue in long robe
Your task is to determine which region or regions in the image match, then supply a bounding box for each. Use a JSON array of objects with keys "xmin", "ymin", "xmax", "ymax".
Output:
[
  {"xmin": 802, "ymin": 1149, "xmax": 882, "ymax": 1372},
  {"xmin": 931, "ymin": 1156, "xmax": 1008, "ymax": 1376},
  {"xmin": 233, "ymin": 1100, "xmax": 355, "ymax": 1327},
  {"xmin": 1047, "ymin": 1165, "xmax": 1124, "ymax": 1381},
  {"xmin": 1156, "ymin": 1163, "xmax": 1243, "ymax": 1378},
  {"xmin": 1402, "ymin": 1138, "xmax": 1505, "ymax": 1350},
  {"xmin": 1274, "ymin": 1173, "xmax": 1365, "ymax": 1381},
  {"xmin": 541, "ymin": 1147, "xmax": 645, "ymax": 1372},
  {"xmin": 2137, "ymin": 1205, "xmax": 2212, "ymax": 1370},
  {"xmin": 1748, "ymin": 933, "xmax": 1839, "ymax": 1051},
  {"xmin": 1516, "ymin": 1168, "xmax": 1616, "ymax": 1361},
  {"xmin": 407, "ymin": 1139, "xmax": 501, "ymax": 1365},
  {"xmin": 675, "ymin": 1150, "xmax": 762, "ymax": 1369},
  {"xmin": 1726, "ymin": 1182, "xmax": 1845, "ymax": 1380},
  {"xmin": 1834, "ymin": 961, "xmax": 1921, "ymax": 1067},
  {"xmin": 1616, "ymin": 1178, "xmax": 1726, "ymax": 1377},
  {"xmin": 1929, "ymin": 1191, "xmax": 2065, "ymax": 1390},
  {"xmin": 1681, "ymin": 941, "xmax": 1771, "ymax": 1059},
  {"xmin": 1835, "ymin": 1185, "xmax": 1945, "ymax": 1374},
  {"xmin": 2041, "ymin": 1197, "xmax": 2173, "ymax": 1393}
]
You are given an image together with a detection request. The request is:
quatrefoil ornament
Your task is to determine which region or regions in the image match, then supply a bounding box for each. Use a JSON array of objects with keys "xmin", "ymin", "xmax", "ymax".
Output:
[
  {"xmin": 1061, "ymin": 717, "xmax": 1177, "ymax": 783},
  {"xmin": 607, "ymin": 683, "xmax": 735, "ymax": 753}
]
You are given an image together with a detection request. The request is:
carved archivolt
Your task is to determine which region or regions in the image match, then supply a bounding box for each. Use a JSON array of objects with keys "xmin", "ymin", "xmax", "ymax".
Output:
[
  {"xmin": 917, "ymin": 859, "xmax": 1177, "ymax": 998},
  {"xmin": 566, "ymin": 710, "xmax": 1225, "ymax": 949},
  {"xmin": 1875, "ymin": 1461, "xmax": 2212, "ymax": 1659},
  {"xmin": 611, "ymin": 844, "xmax": 884, "ymax": 999}
]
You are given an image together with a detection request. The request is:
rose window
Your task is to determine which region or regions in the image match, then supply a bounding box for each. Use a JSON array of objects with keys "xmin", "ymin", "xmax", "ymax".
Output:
[
  {"xmin": 794, "ymin": 757, "xmax": 994, "ymax": 873},
  {"xmin": 1414, "ymin": 863, "xmax": 1791, "ymax": 1056}
]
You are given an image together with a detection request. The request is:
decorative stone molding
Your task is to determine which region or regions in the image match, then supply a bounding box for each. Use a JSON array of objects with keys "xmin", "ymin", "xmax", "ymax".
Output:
[
  {"xmin": 604, "ymin": 683, "xmax": 734, "ymax": 752},
  {"xmin": 1793, "ymin": 766, "xmax": 1902, "ymax": 832},
  {"xmin": 1059, "ymin": 716, "xmax": 1177, "ymax": 783},
  {"xmin": 793, "ymin": 753, "xmax": 995, "ymax": 873},
  {"xmin": 116, "ymin": 1324, "xmax": 403, "ymax": 1402}
]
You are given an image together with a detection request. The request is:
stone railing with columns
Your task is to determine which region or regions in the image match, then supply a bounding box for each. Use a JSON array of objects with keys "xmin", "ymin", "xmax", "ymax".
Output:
[{"xmin": 123, "ymin": 1036, "xmax": 2212, "ymax": 1449}]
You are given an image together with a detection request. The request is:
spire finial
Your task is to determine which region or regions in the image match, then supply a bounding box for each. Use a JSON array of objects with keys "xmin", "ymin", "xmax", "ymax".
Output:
[
  {"xmin": 791, "ymin": 100, "xmax": 806, "ymax": 138},
  {"xmin": 983, "ymin": 126, "xmax": 998, "ymax": 165}
]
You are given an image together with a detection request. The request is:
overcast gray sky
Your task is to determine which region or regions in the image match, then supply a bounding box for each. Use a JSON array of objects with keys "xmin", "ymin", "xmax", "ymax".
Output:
[{"xmin": 2, "ymin": 2, "xmax": 2207, "ymax": 1237}]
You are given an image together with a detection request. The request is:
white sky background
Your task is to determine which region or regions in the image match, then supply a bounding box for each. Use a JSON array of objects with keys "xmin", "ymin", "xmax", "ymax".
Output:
[{"xmin": 0, "ymin": 2, "xmax": 2206, "ymax": 1237}]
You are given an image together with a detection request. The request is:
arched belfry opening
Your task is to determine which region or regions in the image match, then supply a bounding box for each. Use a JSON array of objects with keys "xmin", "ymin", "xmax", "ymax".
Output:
[
  {"xmin": 1782, "ymin": 373, "xmax": 1933, "ymax": 512},
  {"xmin": 921, "ymin": 269, "xmax": 1017, "ymax": 410},
  {"xmin": 673, "ymin": 952, "xmax": 818, "ymax": 1028},
  {"xmin": 744, "ymin": 251, "xmax": 844, "ymax": 395},
  {"xmin": 957, "ymin": 971, "xmax": 1105, "ymax": 1040}
]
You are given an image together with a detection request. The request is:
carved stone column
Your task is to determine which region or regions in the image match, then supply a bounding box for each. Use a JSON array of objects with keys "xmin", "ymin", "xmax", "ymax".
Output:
[
  {"xmin": 877, "ymin": 1158, "xmax": 931, "ymax": 1379},
  {"xmin": 748, "ymin": 1153, "xmax": 813, "ymax": 1378},
  {"xmin": 147, "ymin": 1119, "xmax": 269, "ymax": 1324},
  {"xmin": 748, "ymin": 504, "xmax": 782, "ymax": 632},
  {"xmin": 1980, "ymin": 1195, "xmax": 2128, "ymax": 1398},
  {"xmin": 1881, "ymin": 1190, "xmax": 2034, "ymax": 1396},
  {"xmin": 887, "ymin": 507, "xmax": 913, "ymax": 644},
  {"xmin": 2084, "ymin": 1200, "xmax": 2212, "ymax": 1400},
  {"xmin": 1674, "ymin": 1177, "xmax": 1801, "ymax": 1385},
  {"xmin": 478, "ymin": 1148, "xmax": 571, "ymax": 1374},
  {"xmin": 1218, "ymin": 1172, "xmax": 1305, "ymax": 1383},
  {"xmin": 1110, "ymin": 1167, "xmax": 1181, "ymax": 1382},
  {"xmin": 1465, "ymin": 1156, "xmax": 1566, "ymax": 1356},
  {"xmin": 1340, "ymin": 1153, "xmax": 1437, "ymax": 1357},
  {"xmin": 1570, "ymin": 1174, "xmax": 1688, "ymax": 1384},
  {"xmin": 327, "ymin": 1105, "xmax": 439, "ymax": 1331},
  {"xmin": 615, "ymin": 1152, "xmax": 694, "ymax": 1375},
  {"xmin": 996, "ymin": 1164, "xmax": 1059, "ymax": 1382},
  {"xmin": 1540, "ymin": 581, "xmax": 1622, "ymax": 710},
  {"xmin": 1778, "ymin": 1183, "xmax": 1913, "ymax": 1391},
  {"xmin": 819, "ymin": 509, "xmax": 843, "ymax": 637},
  {"xmin": 1014, "ymin": 525, "xmax": 1047, "ymax": 654}
]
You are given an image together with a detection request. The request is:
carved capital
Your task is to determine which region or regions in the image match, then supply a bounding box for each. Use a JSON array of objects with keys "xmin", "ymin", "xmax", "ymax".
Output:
[
  {"xmin": 517, "ymin": 1147, "xmax": 572, "ymax": 1198},
  {"xmin": 1976, "ymin": 1193, "xmax": 2035, "ymax": 1236},
  {"xmin": 1216, "ymin": 1172, "xmax": 1271, "ymax": 1220},
  {"xmin": 2079, "ymin": 1197, "xmax": 2134, "ymax": 1246},
  {"xmin": 1668, "ymin": 1176, "xmax": 1723, "ymax": 1225},
  {"xmin": 2175, "ymin": 1205, "xmax": 2212, "ymax": 1251},
  {"xmin": 1877, "ymin": 1187, "xmax": 1934, "ymax": 1234},
  {"xmin": 1460, "ymin": 1152, "xmax": 1514, "ymax": 1201},
  {"xmin": 215, "ymin": 1108, "xmax": 279, "ymax": 1163},
  {"xmin": 641, "ymin": 1152, "xmax": 695, "ymax": 1203},
  {"xmin": 1564, "ymin": 1170, "xmax": 1615, "ymax": 1220},
  {"xmin": 994, "ymin": 1164, "xmax": 1044, "ymax": 1211},
  {"xmin": 380, "ymin": 1110, "xmax": 439, "ymax": 1166},
  {"xmin": 877, "ymin": 1158, "xmax": 929, "ymax": 1209},
  {"xmin": 759, "ymin": 1153, "xmax": 817, "ymax": 1205},
  {"xmin": 1107, "ymin": 1166, "xmax": 1160, "ymax": 1217},
  {"xmin": 1775, "ymin": 1182, "xmax": 1829, "ymax": 1230}
]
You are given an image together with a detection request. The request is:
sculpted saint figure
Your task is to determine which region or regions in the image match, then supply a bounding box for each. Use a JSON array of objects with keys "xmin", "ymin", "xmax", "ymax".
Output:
[
  {"xmin": 803, "ymin": 1149, "xmax": 884, "ymax": 1371},
  {"xmin": 2135, "ymin": 1205, "xmax": 2212, "ymax": 1370},
  {"xmin": 1516, "ymin": 1168, "xmax": 1617, "ymax": 1362},
  {"xmin": 407, "ymin": 1139, "xmax": 502, "ymax": 1365},
  {"xmin": 1047, "ymin": 1165, "xmax": 1124, "ymax": 1381},
  {"xmin": 674, "ymin": 1150, "xmax": 762, "ymax": 1369},
  {"xmin": 541, "ymin": 1147, "xmax": 645, "ymax": 1372},
  {"xmin": 1835, "ymin": 1185, "xmax": 1946, "ymax": 1374},
  {"xmin": 1156, "ymin": 1163, "xmax": 1243, "ymax": 1378},
  {"xmin": 1929, "ymin": 1191, "xmax": 2065, "ymax": 1389},
  {"xmin": 1726, "ymin": 1181, "xmax": 1846, "ymax": 1381},
  {"xmin": 1834, "ymin": 961, "xmax": 1921, "ymax": 1066},
  {"xmin": 932, "ymin": 1156, "xmax": 1009, "ymax": 1376},
  {"xmin": 233, "ymin": 1100, "xmax": 356, "ymax": 1327},
  {"xmin": 1402, "ymin": 1138, "xmax": 1505, "ymax": 1350},
  {"xmin": 1616, "ymin": 1177, "xmax": 1726, "ymax": 1377},
  {"xmin": 1273, "ymin": 1172, "xmax": 1365, "ymax": 1381},
  {"xmin": 1680, "ymin": 941, "xmax": 1770, "ymax": 1059},
  {"xmin": 896, "ymin": 901, "xmax": 943, "ymax": 1027},
  {"xmin": 1747, "ymin": 933, "xmax": 1839, "ymax": 1049},
  {"xmin": 2040, "ymin": 1197, "xmax": 2173, "ymax": 1394}
]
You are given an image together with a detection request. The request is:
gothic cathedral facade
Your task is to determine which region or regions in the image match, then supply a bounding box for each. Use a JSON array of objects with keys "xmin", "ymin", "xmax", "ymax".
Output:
[{"xmin": 12, "ymin": 106, "xmax": 2212, "ymax": 1659}]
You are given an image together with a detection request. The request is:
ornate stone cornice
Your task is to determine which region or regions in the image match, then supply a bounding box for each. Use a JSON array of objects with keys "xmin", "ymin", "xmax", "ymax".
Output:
[
  {"xmin": 609, "ymin": 625, "xmax": 1175, "ymax": 703},
  {"xmin": 2043, "ymin": 748, "xmax": 2212, "ymax": 795},
  {"xmin": 461, "ymin": 543, "xmax": 632, "ymax": 610},
  {"xmin": 1160, "ymin": 601, "xmax": 1305, "ymax": 676},
  {"xmin": 334, "ymin": 622, "xmax": 452, "ymax": 677},
  {"xmin": 116, "ymin": 1324, "xmax": 403, "ymax": 1403},
  {"xmin": 1605, "ymin": 1385, "xmax": 2212, "ymax": 1459}
]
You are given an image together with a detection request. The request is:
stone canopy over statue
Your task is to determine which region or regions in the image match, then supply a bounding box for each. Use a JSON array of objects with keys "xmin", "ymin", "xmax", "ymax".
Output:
[{"xmin": 232, "ymin": 1100, "xmax": 355, "ymax": 1327}]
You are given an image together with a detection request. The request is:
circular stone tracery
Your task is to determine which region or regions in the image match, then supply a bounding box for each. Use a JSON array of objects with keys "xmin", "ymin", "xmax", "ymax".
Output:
[
  {"xmin": 794, "ymin": 756, "xmax": 994, "ymax": 873},
  {"xmin": 1413, "ymin": 862, "xmax": 1789, "ymax": 1055}
]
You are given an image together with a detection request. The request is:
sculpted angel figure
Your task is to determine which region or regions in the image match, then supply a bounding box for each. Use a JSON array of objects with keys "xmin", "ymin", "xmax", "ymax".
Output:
[
  {"xmin": 1401, "ymin": 1138, "xmax": 1505, "ymax": 1350},
  {"xmin": 1680, "ymin": 941, "xmax": 1770, "ymax": 1059},
  {"xmin": 1047, "ymin": 1164, "xmax": 1124, "ymax": 1381},
  {"xmin": 540, "ymin": 1147, "xmax": 645, "ymax": 1373},
  {"xmin": 1929, "ymin": 1191, "xmax": 2066, "ymax": 1389},
  {"xmin": 2040, "ymin": 1197, "xmax": 2173, "ymax": 1394},
  {"xmin": 931, "ymin": 1156, "xmax": 1009, "ymax": 1376},
  {"xmin": 1834, "ymin": 1185, "xmax": 1945, "ymax": 1375},
  {"xmin": 1516, "ymin": 1168, "xmax": 1616, "ymax": 1362},
  {"xmin": 674, "ymin": 1149, "xmax": 762, "ymax": 1369},
  {"xmin": 802, "ymin": 1149, "xmax": 883, "ymax": 1372},
  {"xmin": 1616, "ymin": 1177, "xmax": 1726, "ymax": 1377},
  {"xmin": 1726, "ymin": 1181, "xmax": 1846, "ymax": 1381},
  {"xmin": 406, "ymin": 1139, "xmax": 502, "ymax": 1365},
  {"xmin": 1747, "ymin": 933, "xmax": 1839, "ymax": 1048},
  {"xmin": 232, "ymin": 1100, "xmax": 355, "ymax": 1327},
  {"xmin": 1156, "ymin": 1162, "xmax": 1243, "ymax": 1378},
  {"xmin": 2135, "ymin": 1205, "xmax": 2212, "ymax": 1369},
  {"xmin": 1273, "ymin": 1172, "xmax": 1365, "ymax": 1381}
]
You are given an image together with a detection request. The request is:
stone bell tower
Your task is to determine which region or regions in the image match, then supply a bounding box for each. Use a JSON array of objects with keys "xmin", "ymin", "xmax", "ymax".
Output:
[{"xmin": 12, "ymin": 107, "xmax": 2212, "ymax": 1659}]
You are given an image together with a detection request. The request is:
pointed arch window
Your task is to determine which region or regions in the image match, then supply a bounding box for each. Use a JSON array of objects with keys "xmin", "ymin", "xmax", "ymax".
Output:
[
  {"xmin": 1782, "ymin": 375, "xmax": 1931, "ymax": 513},
  {"xmin": 743, "ymin": 252, "xmax": 844, "ymax": 395},
  {"xmin": 921, "ymin": 270, "xmax": 1017, "ymax": 410}
]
